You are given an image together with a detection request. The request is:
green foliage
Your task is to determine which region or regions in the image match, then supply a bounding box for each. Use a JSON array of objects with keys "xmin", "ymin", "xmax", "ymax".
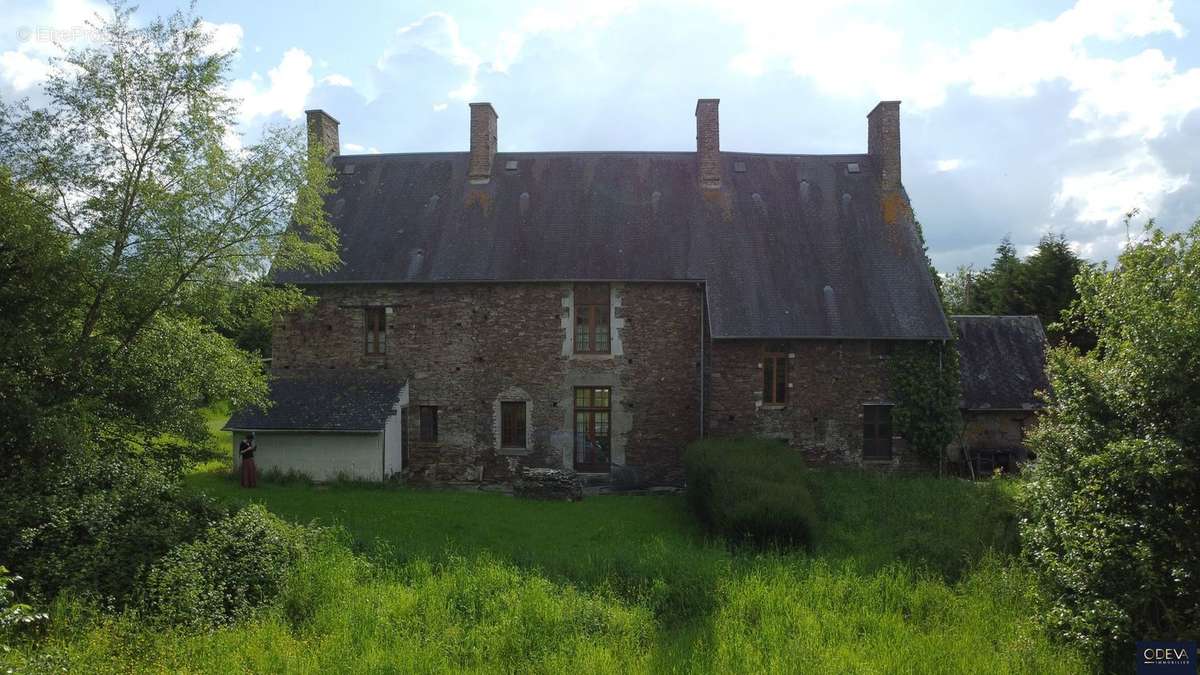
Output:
[
  {"xmin": 1, "ymin": 566, "xmax": 47, "ymax": 651},
  {"xmin": 809, "ymin": 469, "xmax": 1018, "ymax": 580},
  {"xmin": 945, "ymin": 234, "xmax": 1093, "ymax": 348},
  {"xmin": 683, "ymin": 439, "xmax": 816, "ymax": 548},
  {"xmin": 887, "ymin": 339, "xmax": 963, "ymax": 464},
  {"xmin": 0, "ymin": 449, "xmax": 227, "ymax": 603},
  {"xmin": 1021, "ymin": 221, "xmax": 1200, "ymax": 667},
  {"xmin": 0, "ymin": 3, "xmax": 337, "ymax": 616},
  {"xmin": 698, "ymin": 554, "xmax": 1087, "ymax": 674},
  {"xmin": 4, "ymin": 480, "xmax": 1083, "ymax": 673},
  {"xmin": 140, "ymin": 505, "xmax": 310, "ymax": 629}
]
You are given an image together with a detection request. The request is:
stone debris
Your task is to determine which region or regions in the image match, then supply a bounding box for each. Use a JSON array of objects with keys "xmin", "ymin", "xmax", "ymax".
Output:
[{"xmin": 513, "ymin": 468, "xmax": 583, "ymax": 501}]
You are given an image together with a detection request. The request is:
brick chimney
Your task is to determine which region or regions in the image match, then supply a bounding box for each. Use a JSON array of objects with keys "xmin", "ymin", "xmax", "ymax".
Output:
[
  {"xmin": 695, "ymin": 98, "xmax": 720, "ymax": 189},
  {"xmin": 305, "ymin": 109, "xmax": 340, "ymax": 164},
  {"xmin": 867, "ymin": 101, "xmax": 901, "ymax": 192},
  {"xmin": 468, "ymin": 102, "xmax": 498, "ymax": 183}
]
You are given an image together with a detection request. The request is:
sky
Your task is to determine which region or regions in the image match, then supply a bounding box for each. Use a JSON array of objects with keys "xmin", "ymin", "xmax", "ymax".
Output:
[{"xmin": 2, "ymin": 0, "xmax": 1199, "ymax": 272}]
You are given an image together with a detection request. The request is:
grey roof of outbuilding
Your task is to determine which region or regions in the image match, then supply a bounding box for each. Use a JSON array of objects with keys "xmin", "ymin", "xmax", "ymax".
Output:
[
  {"xmin": 274, "ymin": 151, "xmax": 949, "ymax": 340},
  {"xmin": 224, "ymin": 372, "xmax": 405, "ymax": 432},
  {"xmin": 952, "ymin": 315, "xmax": 1049, "ymax": 410}
]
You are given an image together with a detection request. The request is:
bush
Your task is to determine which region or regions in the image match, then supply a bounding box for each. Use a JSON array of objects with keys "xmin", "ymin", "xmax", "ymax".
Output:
[
  {"xmin": 0, "ymin": 449, "xmax": 227, "ymax": 604},
  {"xmin": 684, "ymin": 439, "xmax": 816, "ymax": 547},
  {"xmin": 1021, "ymin": 223, "xmax": 1200, "ymax": 667},
  {"xmin": 139, "ymin": 505, "xmax": 310, "ymax": 629},
  {"xmin": 1, "ymin": 566, "xmax": 46, "ymax": 650}
]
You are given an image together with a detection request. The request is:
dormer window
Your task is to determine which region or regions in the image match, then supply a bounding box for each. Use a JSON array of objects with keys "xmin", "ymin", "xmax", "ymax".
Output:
[{"xmin": 573, "ymin": 284, "xmax": 610, "ymax": 354}]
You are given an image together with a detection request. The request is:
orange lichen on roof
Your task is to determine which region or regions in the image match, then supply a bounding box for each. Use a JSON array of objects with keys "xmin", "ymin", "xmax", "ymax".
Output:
[
  {"xmin": 464, "ymin": 189, "xmax": 493, "ymax": 215},
  {"xmin": 881, "ymin": 191, "xmax": 910, "ymax": 226}
]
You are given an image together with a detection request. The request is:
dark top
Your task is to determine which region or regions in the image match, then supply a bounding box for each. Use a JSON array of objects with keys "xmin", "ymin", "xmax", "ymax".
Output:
[
  {"xmin": 238, "ymin": 439, "xmax": 255, "ymax": 460},
  {"xmin": 272, "ymin": 151, "xmax": 950, "ymax": 340}
]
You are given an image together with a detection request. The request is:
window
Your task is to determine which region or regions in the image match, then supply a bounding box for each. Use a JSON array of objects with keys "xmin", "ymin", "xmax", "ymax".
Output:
[
  {"xmin": 862, "ymin": 405, "xmax": 893, "ymax": 460},
  {"xmin": 574, "ymin": 387, "xmax": 611, "ymax": 471},
  {"xmin": 573, "ymin": 284, "xmax": 610, "ymax": 354},
  {"xmin": 364, "ymin": 307, "xmax": 386, "ymax": 354},
  {"xmin": 418, "ymin": 406, "xmax": 438, "ymax": 443},
  {"xmin": 762, "ymin": 346, "xmax": 788, "ymax": 405},
  {"xmin": 500, "ymin": 401, "xmax": 527, "ymax": 449}
]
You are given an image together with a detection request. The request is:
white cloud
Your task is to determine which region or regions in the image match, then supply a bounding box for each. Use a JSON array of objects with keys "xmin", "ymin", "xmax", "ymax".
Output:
[
  {"xmin": 342, "ymin": 142, "xmax": 380, "ymax": 154},
  {"xmin": 320, "ymin": 73, "xmax": 353, "ymax": 87},
  {"xmin": 1053, "ymin": 147, "xmax": 1189, "ymax": 225},
  {"xmin": 432, "ymin": 102, "xmax": 448, "ymax": 111},
  {"xmin": 229, "ymin": 47, "xmax": 315, "ymax": 122},
  {"xmin": 0, "ymin": 0, "xmax": 110, "ymax": 92},
  {"xmin": 198, "ymin": 20, "xmax": 243, "ymax": 56},
  {"xmin": 934, "ymin": 159, "xmax": 963, "ymax": 172}
]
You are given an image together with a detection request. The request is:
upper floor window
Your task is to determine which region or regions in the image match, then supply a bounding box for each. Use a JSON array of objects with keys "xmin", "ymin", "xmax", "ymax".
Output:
[
  {"xmin": 574, "ymin": 283, "xmax": 610, "ymax": 354},
  {"xmin": 364, "ymin": 307, "xmax": 386, "ymax": 354},
  {"xmin": 762, "ymin": 345, "xmax": 788, "ymax": 405},
  {"xmin": 862, "ymin": 404, "xmax": 893, "ymax": 460}
]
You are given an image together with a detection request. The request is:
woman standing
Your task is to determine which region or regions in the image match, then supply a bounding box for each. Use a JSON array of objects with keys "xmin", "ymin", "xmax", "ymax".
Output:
[{"xmin": 239, "ymin": 432, "xmax": 257, "ymax": 488}]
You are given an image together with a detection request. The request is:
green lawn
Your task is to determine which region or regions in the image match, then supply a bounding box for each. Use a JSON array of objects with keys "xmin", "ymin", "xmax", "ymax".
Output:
[{"xmin": 8, "ymin": 412, "xmax": 1087, "ymax": 673}]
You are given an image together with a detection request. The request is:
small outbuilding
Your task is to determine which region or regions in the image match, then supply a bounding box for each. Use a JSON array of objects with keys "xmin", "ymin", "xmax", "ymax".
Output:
[
  {"xmin": 225, "ymin": 373, "xmax": 408, "ymax": 482},
  {"xmin": 951, "ymin": 315, "xmax": 1050, "ymax": 474}
]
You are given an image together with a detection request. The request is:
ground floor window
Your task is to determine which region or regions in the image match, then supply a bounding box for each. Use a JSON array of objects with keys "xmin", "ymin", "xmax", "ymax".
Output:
[
  {"xmin": 500, "ymin": 401, "xmax": 527, "ymax": 449},
  {"xmin": 862, "ymin": 404, "xmax": 893, "ymax": 460},
  {"xmin": 574, "ymin": 387, "xmax": 611, "ymax": 471},
  {"xmin": 419, "ymin": 405, "xmax": 438, "ymax": 442}
]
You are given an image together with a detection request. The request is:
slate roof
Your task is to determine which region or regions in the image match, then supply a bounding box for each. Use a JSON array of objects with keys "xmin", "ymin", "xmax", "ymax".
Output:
[
  {"xmin": 274, "ymin": 151, "xmax": 949, "ymax": 340},
  {"xmin": 952, "ymin": 315, "xmax": 1049, "ymax": 410},
  {"xmin": 224, "ymin": 372, "xmax": 406, "ymax": 432}
]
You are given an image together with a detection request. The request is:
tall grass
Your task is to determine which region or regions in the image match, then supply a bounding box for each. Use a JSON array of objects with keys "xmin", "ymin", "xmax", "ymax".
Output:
[{"xmin": 5, "ymin": 540, "xmax": 1085, "ymax": 674}]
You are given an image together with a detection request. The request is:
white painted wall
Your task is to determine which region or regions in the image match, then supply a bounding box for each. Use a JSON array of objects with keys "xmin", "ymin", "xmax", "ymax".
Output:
[{"xmin": 232, "ymin": 431, "xmax": 384, "ymax": 482}]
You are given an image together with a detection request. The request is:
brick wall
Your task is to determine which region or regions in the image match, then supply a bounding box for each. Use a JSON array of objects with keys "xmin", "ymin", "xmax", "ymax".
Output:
[
  {"xmin": 706, "ymin": 339, "xmax": 921, "ymax": 468},
  {"xmin": 273, "ymin": 282, "xmax": 703, "ymax": 484}
]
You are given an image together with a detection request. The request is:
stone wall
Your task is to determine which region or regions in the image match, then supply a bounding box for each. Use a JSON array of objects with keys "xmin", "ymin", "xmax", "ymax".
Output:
[
  {"xmin": 706, "ymin": 339, "xmax": 919, "ymax": 468},
  {"xmin": 273, "ymin": 282, "xmax": 703, "ymax": 484},
  {"xmin": 956, "ymin": 410, "xmax": 1036, "ymax": 460}
]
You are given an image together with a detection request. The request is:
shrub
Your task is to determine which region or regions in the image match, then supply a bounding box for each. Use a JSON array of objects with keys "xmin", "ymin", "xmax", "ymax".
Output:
[
  {"xmin": 1, "ymin": 566, "xmax": 46, "ymax": 651},
  {"xmin": 1021, "ymin": 223, "xmax": 1200, "ymax": 667},
  {"xmin": 684, "ymin": 439, "xmax": 816, "ymax": 547},
  {"xmin": 140, "ymin": 505, "xmax": 310, "ymax": 629},
  {"xmin": 0, "ymin": 449, "xmax": 227, "ymax": 604}
]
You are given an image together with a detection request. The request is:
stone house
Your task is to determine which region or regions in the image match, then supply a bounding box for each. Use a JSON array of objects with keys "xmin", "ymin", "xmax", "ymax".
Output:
[
  {"xmin": 226, "ymin": 98, "xmax": 952, "ymax": 485},
  {"xmin": 950, "ymin": 315, "xmax": 1050, "ymax": 474}
]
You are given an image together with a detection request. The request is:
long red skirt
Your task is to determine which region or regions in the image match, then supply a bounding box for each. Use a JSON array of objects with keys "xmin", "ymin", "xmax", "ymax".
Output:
[{"xmin": 240, "ymin": 458, "xmax": 257, "ymax": 488}]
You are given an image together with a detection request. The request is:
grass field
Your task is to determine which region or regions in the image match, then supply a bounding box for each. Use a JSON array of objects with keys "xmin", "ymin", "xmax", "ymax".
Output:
[{"xmin": 5, "ymin": 410, "xmax": 1087, "ymax": 673}]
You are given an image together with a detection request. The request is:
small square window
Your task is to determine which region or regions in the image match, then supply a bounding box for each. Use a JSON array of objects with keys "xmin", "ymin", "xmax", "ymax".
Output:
[
  {"xmin": 733, "ymin": 161, "xmax": 747, "ymax": 173},
  {"xmin": 419, "ymin": 406, "xmax": 438, "ymax": 442},
  {"xmin": 846, "ymin": 162, "xmax": 861, "ymax": 174},
  {"xmin": 505, "ymin": 159, "xmax": 519, "ymax": 171}
]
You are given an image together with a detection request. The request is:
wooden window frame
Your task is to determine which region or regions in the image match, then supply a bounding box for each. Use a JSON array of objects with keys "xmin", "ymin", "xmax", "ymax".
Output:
[
  {"xmin": 364, "ymin": 306, "xmax": 387, "ymax": 355},
  {"xmin": 762, "ymin": 348, "xmax": 789, "ymax": 405},
  {"xmin": 573, "ymin": 386, "xmax": 612, "ymax": 471},
  {"xmin": 418, "ymin": 405, "xmax": 438, "ymax": 443},
  {"xmin": 573, "ymin": 284, "xmax": 611, "ymax": 354},
  {"xmin": 862, "ymin": 404, "xmax": 894, "ymax": 460},
  {"xmin": 500, "ymin": 401, "xmax": 527, "ymax": 449}
]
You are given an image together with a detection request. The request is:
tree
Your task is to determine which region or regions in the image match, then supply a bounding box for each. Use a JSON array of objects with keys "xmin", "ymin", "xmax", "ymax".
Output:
[
  {"xmin": 0, "ymin": 4, "xmax": 338, "ymax": 601},
  {"xmin": 1021, "ymin": 221, "xmax": 1200, "ymax": 667},
  {"xmin": 946, "ymin": 233, "xmax": 1091, "ymax": 348},
  {"xmin": 0, "ymin": 4, "xmax": 337, "ymax": 468}
]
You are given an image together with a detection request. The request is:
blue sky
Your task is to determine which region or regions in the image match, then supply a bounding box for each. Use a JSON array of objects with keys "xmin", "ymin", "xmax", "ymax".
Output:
[{"xmin": 3, "ymin": 0, "xmax": 1199, "ymax": 271}]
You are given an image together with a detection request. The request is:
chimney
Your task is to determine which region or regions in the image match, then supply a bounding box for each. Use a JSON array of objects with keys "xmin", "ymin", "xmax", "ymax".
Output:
[
  {"xmin": 305, "ymin": 109, "xmax": 340, "ymax": 164},
  {"xmin": 695, "ymin": 99, "xmax": 721, "ymax": 189},
  {"xmin": 867, "ymin": 101, "xmax": 901, "ymax": 192},
  {"xmin": 468, "ymin": 102, "xmax": 498, "ymax": 183}
]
